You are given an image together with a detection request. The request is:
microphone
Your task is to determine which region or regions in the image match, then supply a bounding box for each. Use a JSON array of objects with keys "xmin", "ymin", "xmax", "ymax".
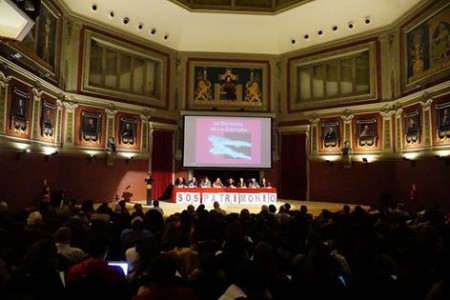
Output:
[{"xmin": 126, "ymin": 185, "xmax": 131, "ymax": 190}]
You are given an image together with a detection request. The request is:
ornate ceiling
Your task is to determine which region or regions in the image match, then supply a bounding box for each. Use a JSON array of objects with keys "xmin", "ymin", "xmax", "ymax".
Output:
[{"xmin": 60, "ymin": 0, "xmax": 426, "ymax": 54}]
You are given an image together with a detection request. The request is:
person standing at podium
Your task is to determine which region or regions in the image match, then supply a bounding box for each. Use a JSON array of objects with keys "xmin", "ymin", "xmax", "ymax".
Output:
[{"xmin": 145, "ymin": 172, "xmax": 154, "ymax": 205}]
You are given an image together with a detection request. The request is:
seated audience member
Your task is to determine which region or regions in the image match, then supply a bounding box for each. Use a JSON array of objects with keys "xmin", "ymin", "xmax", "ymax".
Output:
[
  {"xmin": 132, "ymin": 253, "xmax": 198, "ymax": 300},
  {"xmin": 54, "ymin": 226, "xmax": 87, "ymax": 266},
  {"xmin": 212, "ymin": 201, "xmax": 227, "ymax": 215},
  {"xmin": 218, "ymin": 260, "xmax": 271, "ymax": 300},
  {"xmin": 121, "ymin": 216, "xmax": 154, "ymax": 251},
  {"xmin": 6, "ymin": 239, "xmax": 66, "ymax": 299},
  {"xmin": 126, "ymin": 237, "xmax": 161, "ymax": 294},
  {"xmin": 131, "ymin": 203, "xmax": 148, "ymax": 222},
  {"xmin": 66, "ymin": 234, "xmax": 130, "ymax": 300},
  {"xmin": 248, "ymin": 178, "xmax": 260, "ymax": 188},
  {"xmin": 148, "ymin": 200, "xmax": 164, "ymax": 216}
]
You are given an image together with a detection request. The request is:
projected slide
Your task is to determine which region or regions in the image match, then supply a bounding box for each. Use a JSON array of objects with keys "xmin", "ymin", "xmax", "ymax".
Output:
[{"xmin": 183, "ymin": 116, "xmax": 272, "ymax": 169}]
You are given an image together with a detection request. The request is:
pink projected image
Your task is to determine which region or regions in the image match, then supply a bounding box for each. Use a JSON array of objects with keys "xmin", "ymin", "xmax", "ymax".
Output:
[{"xmin": 195, "ymin": 118, "xmax": 262, "ymax": 165}]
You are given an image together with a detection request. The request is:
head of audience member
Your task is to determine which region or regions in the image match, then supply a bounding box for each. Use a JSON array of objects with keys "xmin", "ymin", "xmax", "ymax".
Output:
[
  {"xmin": 54, "ymin": 226, "xmax": 73, "ymax": 244},
  {"xmin": 26, "ymin": 211, "xmax": 44, "ymax": 226},
  {"xmin": 187, "ymin": 204, "xmax": 195, "ymax": 214},
  {"xmin": 268, "ymin": 205, "xmax": 277, "ymax": 214},
  {"xmin": 260, "ymin": 205, "xmax": 269, "ymax": 213},
  {"xmin": 0, "ymin": 201, "xmax": 9, "ymax": 212},
  {"xmin": 300, "ymin": 205, "xmax": 308, "ymax": 214},
  {"xmin": 131, "ymin": 216, "xmax": 145, "ymax": 231},
  {"xmin": 284, "ymin": 203, "xmax": 291, "ymax": 211},
  {"xmin": 149, "ymin": 253, "xmax": 179, "ymax": 285},
  {"xmin": 240, "ymin": 208, "xmax": 251, "ymax": 220},
  {"xmin": 133, "ymin": 203, "xmax": 144, "ymax": 214},
  {"xmin": 88, "ymin": 234, "xmax": 110, "ymax": 259},
  {"xmin": 234, "ymin": 260, "xmax": 271, "ymax": 299}
]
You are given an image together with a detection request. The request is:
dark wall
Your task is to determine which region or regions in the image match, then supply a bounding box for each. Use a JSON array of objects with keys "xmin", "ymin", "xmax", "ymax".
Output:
[
  {"xmin": 309, "ymin": 158, "xmax": 450, "ymax": 211},
  {"xmin": 0, "ymin": 149, "xmax": 148, "ymax": 211},
  {"xmin": 392, "ymin": 158, "xmax": 450, "ymax": 211}
]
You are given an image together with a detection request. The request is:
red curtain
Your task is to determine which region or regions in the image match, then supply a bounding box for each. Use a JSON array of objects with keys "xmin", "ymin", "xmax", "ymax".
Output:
[
  {"xmin": 279, "ymin": 133, "xmax": 307, "ymax": 200},
  {"xmin": 151, "ymin": 130, "xmax": 174, "ymax": 199}
]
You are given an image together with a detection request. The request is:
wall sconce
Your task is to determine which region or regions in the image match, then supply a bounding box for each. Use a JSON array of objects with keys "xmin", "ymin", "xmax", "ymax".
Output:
[
  {"xmin": 402, "ymin": 157, "xmax": 416, "ymax": 167},
  {"xmin": 16, "ymin": 149, "xmax": 30, "ymax": 160},
  {"xmin": 362, "ymin": 157, "xmax": 368, "ymax": 163},
  {"xmin": 436, "ymin": 155, "xmax": 450, "ymax": 166},
  {"xmin": 44, "ymin": 151, "xmax": 58, "ymax": 161},
  {"xmin": 88, "ymin": 154, "xmax": 96, "ymax": 163}
]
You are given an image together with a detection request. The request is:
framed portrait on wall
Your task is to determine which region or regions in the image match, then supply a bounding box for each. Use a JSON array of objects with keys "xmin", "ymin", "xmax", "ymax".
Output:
[
  {"xmin": 356, "ymin": 119, "xmax": 377, "ymax": 147},
  {"xmin": 402, "ymin": 1, "xmax": 450, "ymax": 92},
  {"xmin": 321, "ymin": 121, "xmax": 340, "ymax": 149},
  {"xmin": 41, "ymin": 100, "xmax": 56, "ymax": 138},
  {"xmin": 186, "ymin": 58, "xmax": 270, "ymax": 112},
  {"xmin": 404, "ymin": 110, "xmax": 420, "ymax": 145},
  {"xmin": 119, "ymin": 117, "xmax": 137, "ymax": 145},
  {"xmin": 10, "ymin": 86, "xmax": 30, "ymax": 134},
  {"xmin": 81, "ymin": 111, "xmax": 101, "ymax": 143},
  {"xmin": 436, "ymin": 101, "xmax": 450, "ymax": 141}
]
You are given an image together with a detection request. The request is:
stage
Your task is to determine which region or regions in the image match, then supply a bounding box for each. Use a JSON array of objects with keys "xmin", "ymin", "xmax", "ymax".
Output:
[{"xmin": 127, "ymin": 199, "xmax": 369, "ymax": 218}]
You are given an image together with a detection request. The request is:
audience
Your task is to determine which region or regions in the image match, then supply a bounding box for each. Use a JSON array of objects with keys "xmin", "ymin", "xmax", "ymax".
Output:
[{"xmin": 1, "ymin": 195, "xmax": 450, "ymax": 300}]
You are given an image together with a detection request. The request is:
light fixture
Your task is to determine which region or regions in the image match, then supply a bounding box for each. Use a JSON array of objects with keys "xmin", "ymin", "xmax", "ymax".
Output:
[
  {"xmin": 362, "ymin": 157, "xmax": 368, "ymax": 163},
  {"xmin": 16, "ymin": 148, "xmax": 30, "ymax": 160},
  {"xmin": 88, "ymin": 154, "xmax": 96, "ymax": 163},
  {"xmin": 402, "ymin": 157, "xmax": 416, "ymax": 167}
]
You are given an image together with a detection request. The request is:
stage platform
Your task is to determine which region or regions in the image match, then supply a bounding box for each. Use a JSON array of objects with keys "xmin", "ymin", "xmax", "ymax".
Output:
[{"xmin": 127, "ymin": 199, "xmax": 369, "ymax": 218}]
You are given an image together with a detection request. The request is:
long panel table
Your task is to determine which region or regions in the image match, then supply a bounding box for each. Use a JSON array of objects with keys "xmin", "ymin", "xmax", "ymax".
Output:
[{"xmin": 171, "ymin": 187, "xmax": 277, "ymax": 206}]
